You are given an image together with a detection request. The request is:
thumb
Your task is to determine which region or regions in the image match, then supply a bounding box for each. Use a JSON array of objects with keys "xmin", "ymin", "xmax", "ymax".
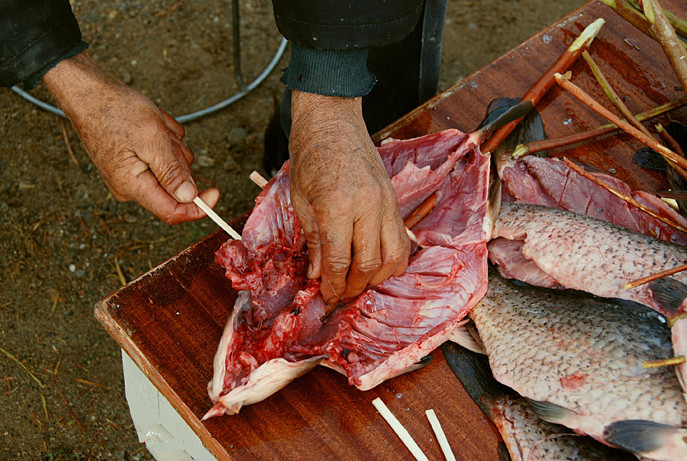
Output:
[{"xmin": 146, "ymin": 130, "xmax": 197, "ymax": 203}]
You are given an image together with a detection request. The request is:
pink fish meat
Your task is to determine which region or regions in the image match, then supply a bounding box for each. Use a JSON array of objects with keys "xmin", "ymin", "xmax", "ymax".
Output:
[{"xmin": 205, "ymin": 129, "xmax": 492, "ymax": 417}]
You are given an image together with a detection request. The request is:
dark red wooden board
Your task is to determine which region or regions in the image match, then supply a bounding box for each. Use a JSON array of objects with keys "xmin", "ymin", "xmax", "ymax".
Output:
[{"xmin": 96, "ymin": 2, "xmax": 686, "ymax": 459}]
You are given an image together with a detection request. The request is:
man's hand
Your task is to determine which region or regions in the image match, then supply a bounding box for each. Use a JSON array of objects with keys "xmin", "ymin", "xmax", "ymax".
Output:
[
  {"xmin": 43, "ymin": 52, "xmax": 219, "ymax": 224},
  {"xmin": 289, "ymin": 90, "xmax": 410, "ymax": 305}
]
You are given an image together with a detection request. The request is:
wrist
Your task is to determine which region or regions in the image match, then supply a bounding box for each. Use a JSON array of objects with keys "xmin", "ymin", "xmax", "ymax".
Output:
[
  {"xmin": 42, "ymin": 51, "xmax": 116, "ymax": 117},
  {"xmin": 291, "ymin": 90, "xmax": 363, "ymax": 124}
]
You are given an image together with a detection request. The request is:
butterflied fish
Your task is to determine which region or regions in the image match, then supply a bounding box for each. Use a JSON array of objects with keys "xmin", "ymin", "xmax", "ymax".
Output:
[
  {"xmin": 463, "ymin": 271, "xmax": 687, "ymax": 460},
  {"xmin": 442, "ymin": 341, "xmax": 635, "ymax": 461},
  {"xmin": 489, "ymin": 202, "xmax": 687, "ymax": 317}
]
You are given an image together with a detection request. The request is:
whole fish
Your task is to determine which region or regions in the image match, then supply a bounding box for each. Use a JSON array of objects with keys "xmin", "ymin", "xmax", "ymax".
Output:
[
  {"xmin": 462, "ymin": 272, "xmax": 687, "ymax": 460},
  {"xmin": 442, "ymin": 341, "xmax": 635, "ymax": 461}
]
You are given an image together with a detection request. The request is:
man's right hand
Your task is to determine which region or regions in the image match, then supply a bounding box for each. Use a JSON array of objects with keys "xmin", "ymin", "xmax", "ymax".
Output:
[{"xmin": 43, "ymin": 51, "xmax": 219, "ymax": 224}]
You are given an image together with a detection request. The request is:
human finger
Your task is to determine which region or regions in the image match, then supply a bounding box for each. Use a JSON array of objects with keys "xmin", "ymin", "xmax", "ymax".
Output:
[
  {"xmin": 342, "ymin": 214, "xmax": 382, "ymax": 301},
  {"xmin": 318, "ymin": 211, "xmax": 353, "ymax": 305},
  {"xmin": 161, "ymin": 110, "xmax": 185, "ymax": 139},
  {"xmin": 128, "ymin": 166, "xmax": 219, "ymax": 224},
  {"xmin": 369, "ymin": 214, "xmax": 410, "ymax": 286},
  {"xmin": 291, "ymin": 192, "xmax": 322, "ymax": 280},
  {"xmin": 139, "ymin": 127, "xmax": 198, "ymax": 203}
]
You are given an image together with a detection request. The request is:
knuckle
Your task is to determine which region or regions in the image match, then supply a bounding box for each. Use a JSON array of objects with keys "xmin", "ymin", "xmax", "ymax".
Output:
[
  {"xmin": 325, "ymin": 256, "xmax": 351, "ymax": 276},
  {"xmin": 355, "ymin": 257, "xmax": 382, "ymax": 275}
]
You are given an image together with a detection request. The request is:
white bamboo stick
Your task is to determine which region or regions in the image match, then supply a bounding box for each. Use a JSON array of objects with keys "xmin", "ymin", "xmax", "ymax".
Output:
[
  {"xmin": 193, "ymin": 196, "xmax": 242, "ymax": 240},
  {"xmin": 426, "ymin": 409, "xmax": 456, "ymax": 461},
  {"xmin": 372, "ymin": 397, "xmax": 429, "ymax": 461}
]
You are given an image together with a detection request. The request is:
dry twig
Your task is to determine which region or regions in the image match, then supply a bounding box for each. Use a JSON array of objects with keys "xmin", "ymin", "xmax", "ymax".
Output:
[
  {"xmin": 555, "ymin": 72, "xmax": 687, "ymax": 178},
  {"xmin": 59, "ymin": 390, "xmax": 85, "ymax": 431},
  {"xmin": 513, "ymin": 96, "xmax": 687, "ymax": 158},
  {"xmin": 582, "ymin": 50, "xmax": 653, "ymax": 137},
  {"xmin": 0, "ymin": 346, "xmax": 44, "ymax": 388},
  {"xmin": 59, "ymin": 118, "xmax": 79, "ymax": 167}
]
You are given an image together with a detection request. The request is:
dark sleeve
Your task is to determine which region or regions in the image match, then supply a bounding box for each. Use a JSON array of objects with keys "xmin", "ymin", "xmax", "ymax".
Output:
[
  {"xmin": 0, "ymin": 0, "xmax": 88, "ymax": 88},
  {"xmin": 272, "ymin": 0, "xmax": 423, "ymax": 50},
  {"xmin": 273, "ymin": 0, "xmax": 423, "ymax": 98}
]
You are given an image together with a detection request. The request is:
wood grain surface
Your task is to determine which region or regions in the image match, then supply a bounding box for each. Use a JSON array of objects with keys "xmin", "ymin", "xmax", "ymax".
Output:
[{"xmin": 96, "ymin": 2, "xmax": 686, "ymax": 459}]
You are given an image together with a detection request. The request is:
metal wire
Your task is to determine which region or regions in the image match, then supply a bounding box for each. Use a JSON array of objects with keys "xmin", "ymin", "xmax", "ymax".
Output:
[{"xmin": 10, "ymin": 37, "xmax": 288, "ymax": 124}]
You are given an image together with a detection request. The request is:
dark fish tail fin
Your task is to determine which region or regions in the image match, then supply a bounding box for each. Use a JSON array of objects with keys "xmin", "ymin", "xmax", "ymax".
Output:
[
  {"xmin": 648, "ymin": 276, "xmax": 687, "ymax": 316},
  {"xmin": 603, "ymin": 420, "xmax": 687, "ymax": 458},
  {"xmin": 441, "ymin": 342, "xmax": 510, "ymax": 417}
]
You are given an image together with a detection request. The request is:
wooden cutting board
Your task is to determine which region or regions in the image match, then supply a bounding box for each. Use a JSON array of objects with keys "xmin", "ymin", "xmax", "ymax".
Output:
[{"xmin": 95, "ymin": 1, "xmax": 686, "ymax": 459}]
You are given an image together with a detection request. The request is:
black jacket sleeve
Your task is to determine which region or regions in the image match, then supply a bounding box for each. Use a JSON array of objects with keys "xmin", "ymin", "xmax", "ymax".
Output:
[
  {"xmin": 272, "ymin": 0, "xmax": 424, "ymax": 98},
  {"xmin": 272, "ymin": 0, "xmax": 423, "ymax": 50},
  {"xmin": 0, "ymin": 0, "xmax": 88, "ymax": 88}
]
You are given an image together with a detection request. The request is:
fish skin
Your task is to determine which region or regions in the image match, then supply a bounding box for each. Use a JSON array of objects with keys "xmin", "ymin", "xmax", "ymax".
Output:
[
  {"xmin": 441, "ymin": 342, "xmax": 635, "ymax": 461},
  {"xmin": 469, "ymin": 273, "xmax": 687, "ymax": 459},
  {"xmin": 490, "ymin": 202, "xmax": 687, "ymax": 318}
]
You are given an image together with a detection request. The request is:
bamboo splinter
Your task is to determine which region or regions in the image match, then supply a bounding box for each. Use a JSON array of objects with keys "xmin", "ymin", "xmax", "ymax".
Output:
[
  {"xmin": 193, "ymin": 196, "xmax": 242, "ymax": 240},
  {"xmin": 563, "ymin": 158, "xmax": 687, "ymax": 234},
  {"xmin": 624, "ymin": 263, "xmax": 687, "ymax": 290}
]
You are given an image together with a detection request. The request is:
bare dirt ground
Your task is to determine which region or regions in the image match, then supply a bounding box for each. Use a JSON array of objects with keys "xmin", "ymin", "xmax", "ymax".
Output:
[{"xmin": 0, "ymin": 0, "xmax": 584, "ymax": 458}]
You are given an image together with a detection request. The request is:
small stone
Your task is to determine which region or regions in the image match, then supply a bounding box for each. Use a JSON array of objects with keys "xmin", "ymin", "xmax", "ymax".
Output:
[
  {"xmin": 69, "ymin": 264, "xmax": 76, "ymax": 272},
  {"xmin": 121, "ymin": 71, "xmax": 133, "ymax": 85},
  {"xmin": 228, "ymin": 127, "xmax": 247, "ymax": 145},
  {"xmin": 197, "ymin": 155, "xmax": 215, "ymax": 167}
]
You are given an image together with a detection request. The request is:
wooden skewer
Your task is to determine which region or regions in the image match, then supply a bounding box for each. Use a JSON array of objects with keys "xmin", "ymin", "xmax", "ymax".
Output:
[
  {"xmin": 193, "ymin": 196, "xmax": 242, "ymax": 240},
  {"xmin": 372, "ymin": 398, "xmax": 429, "ymax": 461},
  {"xmin": 563, "ymin": 158, "xmax": 687, "ymax": 234},
  {"xmin": 624, "ymin": 263, "xmax": 687, "ymax": 290},
  {"xmin": 512, "ymin": 96, "xmax": 687, "ymax": 159}
]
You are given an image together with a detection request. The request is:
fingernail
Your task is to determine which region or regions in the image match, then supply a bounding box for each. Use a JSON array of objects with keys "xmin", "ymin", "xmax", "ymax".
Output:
[
  {"xmin": 174, "ymin": 181, "xmax": 196, "ymax": 202},
  {"xmin": 307, "ymin": 263, "xmax": 314, "ymax": 279}
]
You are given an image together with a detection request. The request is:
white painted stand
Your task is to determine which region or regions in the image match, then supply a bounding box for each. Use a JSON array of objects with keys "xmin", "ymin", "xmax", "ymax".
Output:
[{"xmin": 122, "ymin": 350, "xmax": 217, "ymax": 461}]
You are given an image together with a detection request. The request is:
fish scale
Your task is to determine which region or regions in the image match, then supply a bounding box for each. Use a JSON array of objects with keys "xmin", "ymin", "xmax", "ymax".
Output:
[{"xmin": 470, "ymin": 273, "xmax": 687, "ymax": 460}]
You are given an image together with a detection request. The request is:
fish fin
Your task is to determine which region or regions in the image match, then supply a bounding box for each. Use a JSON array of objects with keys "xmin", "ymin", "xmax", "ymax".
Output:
[
  {"xmin": 496, "ymin": 441, "xmax": 512, "ymax": 461},
  {"xmin": 648, "ymin": 277, "xmax": 687, "ymax": 316},
  {"xmin": 526, "ymin": 399, "xmax": 578, "ymax": 426},
  {"xmin": 441, "ymin": 342, "xmax": 514, "ymax": 416},
  {"xmin": 603, "ymin": 420, "xmax": 687, "ymax": 457},
  {"xmin": 447, "ymin": 321, "xmax": 485, "ymax": 354},
  {"xmin": 486, "ymin": 178, "xmax": 502, "ymax": 239}
]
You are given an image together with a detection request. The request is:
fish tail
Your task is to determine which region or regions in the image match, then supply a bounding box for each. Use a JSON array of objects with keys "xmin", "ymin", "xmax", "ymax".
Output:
[
  {"xmin": 603, "ymin": 420, "xmax": 687, "ymax": 459},
  {"xmin": 648, "ymin": 277, "xmax": 687, "ymax": 317}
]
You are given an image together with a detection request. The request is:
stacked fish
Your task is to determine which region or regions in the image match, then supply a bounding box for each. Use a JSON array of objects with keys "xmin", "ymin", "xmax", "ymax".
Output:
[{"xmin": 445, "ymin": 144, "xmax": 687, "ymax": 460}]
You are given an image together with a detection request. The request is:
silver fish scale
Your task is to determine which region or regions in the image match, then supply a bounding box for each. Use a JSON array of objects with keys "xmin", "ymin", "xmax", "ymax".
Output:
[
  {"xmin": 471, "ymin": 274, "xmax": 687, "ymax": 441},
  {"xmin": 493, "ymin": 203, "xmax": 687, "ymax": 313}
]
